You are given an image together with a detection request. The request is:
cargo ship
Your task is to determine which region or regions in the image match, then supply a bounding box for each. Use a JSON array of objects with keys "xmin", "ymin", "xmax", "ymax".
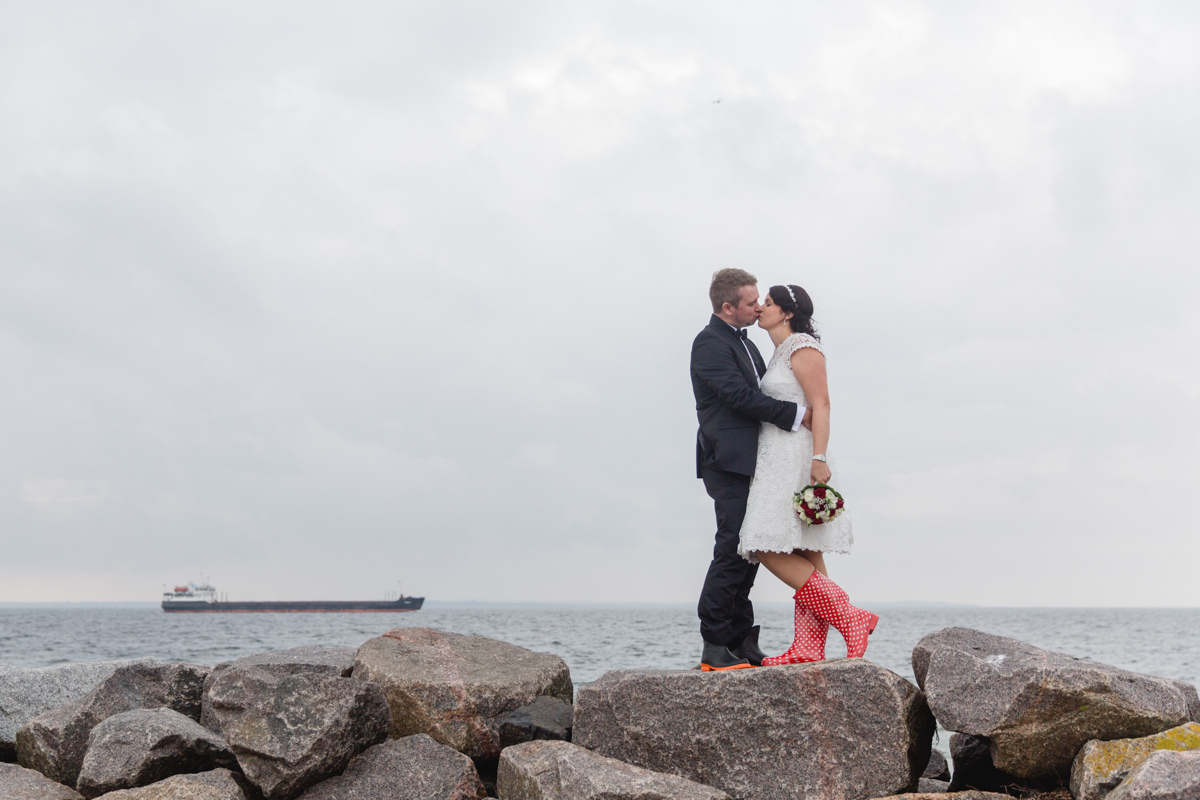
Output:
[{"xmin": 161, "ymin": 582, "xmax": 424, "ymax": 613}]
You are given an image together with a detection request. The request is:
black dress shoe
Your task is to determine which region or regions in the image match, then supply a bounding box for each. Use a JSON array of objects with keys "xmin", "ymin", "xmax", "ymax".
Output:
[
  {"xmin": 730, "ymin": 625, "xmax": 766, "ymax": 666},
  {"xmin": 700, "ymin": 641, "xmax": 752, "ymax": 671}
]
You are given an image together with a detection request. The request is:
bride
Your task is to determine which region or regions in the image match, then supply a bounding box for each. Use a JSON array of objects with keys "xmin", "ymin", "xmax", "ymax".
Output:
[{"xmin": 738, "ymin": 284, "xmax": 877, "ymax": 664}]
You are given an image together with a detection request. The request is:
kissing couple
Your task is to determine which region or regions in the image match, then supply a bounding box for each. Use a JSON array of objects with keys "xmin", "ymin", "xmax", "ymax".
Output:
[{"xmin": 691, "ymin": 268, "xmax": 876, "ymax": 670}]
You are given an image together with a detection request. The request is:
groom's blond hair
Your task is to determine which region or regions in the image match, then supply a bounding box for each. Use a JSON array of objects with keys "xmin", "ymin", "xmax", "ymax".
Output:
[{"xmin": 709, "ymin": 268, "xmax": 758, "ymax": 313}]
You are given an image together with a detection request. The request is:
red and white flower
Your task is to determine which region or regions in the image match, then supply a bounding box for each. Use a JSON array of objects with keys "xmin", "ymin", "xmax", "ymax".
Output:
[{"xmin": 793, "ymin": 483, "xmax": 845, "ymax": 526}]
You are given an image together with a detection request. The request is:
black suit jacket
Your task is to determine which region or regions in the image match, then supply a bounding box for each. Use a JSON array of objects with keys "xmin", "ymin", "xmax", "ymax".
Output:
[{"xmin": 691, "ymin": 315, "xmax": 800, "ymax": 478}]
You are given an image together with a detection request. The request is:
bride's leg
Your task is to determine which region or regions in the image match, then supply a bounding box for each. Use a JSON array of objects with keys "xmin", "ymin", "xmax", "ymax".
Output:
[
  {"xmin": 797, "ymin": 549, "xmax": 827, "ymax": 578},
  {"xmin": 754, "ymin": 551, "xmax": 815, "ymax": 591},
  {"xmin": 754, "ymin": 551, "xmax": 827, "ymax": 665}
]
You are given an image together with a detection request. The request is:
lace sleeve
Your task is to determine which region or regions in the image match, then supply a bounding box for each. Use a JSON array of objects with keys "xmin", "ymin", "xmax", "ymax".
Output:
[{"xmin": 781, "ymin": 333, "xmax": 823, "ymax": 362}]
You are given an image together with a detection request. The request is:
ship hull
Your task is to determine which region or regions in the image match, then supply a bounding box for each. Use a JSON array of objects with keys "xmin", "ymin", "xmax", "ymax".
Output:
[{"xmin": 162, "ymin": 598, "xmax": 424, "ymax": 613}]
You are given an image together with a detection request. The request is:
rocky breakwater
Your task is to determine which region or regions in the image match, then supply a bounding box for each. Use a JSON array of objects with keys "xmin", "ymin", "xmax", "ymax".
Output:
[
  {"xmin": 11, "ymin": 624, "xmax": 1200, "ymax": 800},
  {"xmin": 2, "ymin": 636, "xmax": 577, "ymax": 800},
  {"xmin": 913, "ymin": 628, "xmax": 1200, "ymax": 791},
  {"xmin": 573, "ymin": 659, "xmax": 936, "ymax": 800}
]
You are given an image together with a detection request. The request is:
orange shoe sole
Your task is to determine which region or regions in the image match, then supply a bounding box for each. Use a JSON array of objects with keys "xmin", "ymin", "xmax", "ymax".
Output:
[{"xmin": 699, "ymin": 662, "xmax": 755, "ymax": 671}]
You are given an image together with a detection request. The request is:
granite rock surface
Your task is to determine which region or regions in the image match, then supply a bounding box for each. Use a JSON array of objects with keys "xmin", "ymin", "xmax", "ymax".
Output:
[
  {"xmin": 573, "ymin": 660, "xmax": 934, "ymax": 800},
  {"xmin": 916, "ymin": 778, "xmax": 950, "ymax": 793},
  {"xmin": 0, "ymin": 661, "xmax": 154, "ymax": 762},
  {"xmin": 76, "ymin": 709, "xmax": 237, "ymax": 798},
  {"xmin": 0, "ymin": 762, "xmax": 85, "ymax": 800},
  {"xmin": 497, "ymin": 739, "xmax": 730, "ymax": 800},
  {"xmin": 499, "ymin": 696, "xmax": 573, "ymax": 749},
  {"xmin": 202, "ymin": 666, "xmax": 390, "ymax": 800},
  {"xmin": 205, "ymin": 647, "xmax": 356, "ymax": 686},
  {"xmin": 351, "ymin": 628, "xmax": 573, "ymax": 761},
  {"xmin": 913, "ymin": 628, "xmax": 1200, "ymax": 784},
  {"xmin": 1106, "ymin": 750, "xmax": 1200, "ymax": 800},
  {"xmin": 1073, "ymin": 724, "xmax": 1200, "ymax": 800},
  {"xmin": 16, "ymin": 663, "xmax": 210, "ymax": 788},
  {"xmin": 90, "ymin": 768, "xmax": 250, "ymax": 800},
  {"xmin": 297, "ymin": 734, "xmax": 487, "ymax": 800}
]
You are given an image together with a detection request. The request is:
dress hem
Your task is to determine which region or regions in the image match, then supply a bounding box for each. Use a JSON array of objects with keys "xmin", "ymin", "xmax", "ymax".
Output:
[{"xmin": 737, "ymin": 545, "xmax": 852, "ymax": 565}]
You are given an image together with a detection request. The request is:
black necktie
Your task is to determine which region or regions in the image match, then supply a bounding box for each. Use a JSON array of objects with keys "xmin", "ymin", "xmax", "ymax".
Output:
[{"xmin": 736, "ymin": 329, "xmax": 748, "ymax": 340}]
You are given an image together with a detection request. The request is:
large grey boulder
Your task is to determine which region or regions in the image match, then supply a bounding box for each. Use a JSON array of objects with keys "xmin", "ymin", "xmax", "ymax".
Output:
[
  {"xmin": 198, "ymin": 646, "xmax": 359, "ymax": 732},
  {"xmin": 16, "ymin": 663, "xmax": 210, "ymax": 788},
  {"xmin": 916, "ymin": 778, "xmax": 950, "ymax": 793},
  {"xmin": 297, "ymin": 734, "xmax": 487, "ymax": 800},
  {"xmin": 497, "ymin": 739, "xmax": 730, "ymax": 800},
  {"xmin": 0, "ymin": 762, "xmax": 84, "ymax": 800},
  {"xmin": 76, "ymin": 709, "xmax": 237, "ymax": 798},
  {"xmin": 573, "ymin": 661, "xmax": 934, "ymax": 800},
  {"xmin": 201, "ymin": 666, "xmax": 390, "ymax": 800},
  {"xmin": 913, "ymin": 628, "xmax": 1200, "ymax": 784},
  {"xmin": 1072, "ymin": 724, "xmax": 1200, "ymax": 800},
  {"xmin": 89, "ymin": 768, "xmax": 250, "ymax": 799},
  {"xmin": 351, "ymin": 628, "xmax": 572, "ymax": 761},
  {"xmin": 0, "ymin": 660, "xmax": 153, "ymax": 762},
  {"xmin": 1106, "ymin": 751, "xmax": 1200, "ymax": 800}
]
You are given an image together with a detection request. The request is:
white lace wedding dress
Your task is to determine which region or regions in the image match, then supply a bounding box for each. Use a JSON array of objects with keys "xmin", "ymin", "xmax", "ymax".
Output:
[{"xmin": 738, "ymin": 332, "xmax": 854, "ymax": 563}]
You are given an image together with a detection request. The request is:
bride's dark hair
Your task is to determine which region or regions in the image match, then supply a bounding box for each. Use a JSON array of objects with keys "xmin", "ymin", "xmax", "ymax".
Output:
[{"xmin": 768, "ymin": 284, "xmax": 819, "ymax": 339}]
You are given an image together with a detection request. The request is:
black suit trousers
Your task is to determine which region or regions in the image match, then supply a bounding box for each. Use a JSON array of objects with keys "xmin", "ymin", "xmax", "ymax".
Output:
[{"xmin": 697, "ymin": 465, "xmax": 758, "ymax": 648}]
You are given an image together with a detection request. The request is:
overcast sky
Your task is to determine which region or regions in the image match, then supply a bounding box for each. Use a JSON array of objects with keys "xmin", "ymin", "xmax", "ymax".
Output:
[{"xmin": 2, "ymin": 1, "xmax": 1198, "ymax": 606}]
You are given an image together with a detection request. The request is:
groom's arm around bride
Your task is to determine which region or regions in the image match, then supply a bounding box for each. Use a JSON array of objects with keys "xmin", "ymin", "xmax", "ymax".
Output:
[{"xmin": 691, "ymin": 326, "xmax": 800, "ymax": 478}]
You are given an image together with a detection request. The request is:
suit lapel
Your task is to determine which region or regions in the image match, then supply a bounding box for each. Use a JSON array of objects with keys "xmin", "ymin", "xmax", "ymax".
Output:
[{"xmin": 708, "ymin": 316, "xmax": 760, "ymax": 386}]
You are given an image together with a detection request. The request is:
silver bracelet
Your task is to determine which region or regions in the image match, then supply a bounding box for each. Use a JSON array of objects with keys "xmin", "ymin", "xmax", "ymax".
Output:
[{"xmin": 812, "ymin": 454, "xmax": 827, "ymax": 462}]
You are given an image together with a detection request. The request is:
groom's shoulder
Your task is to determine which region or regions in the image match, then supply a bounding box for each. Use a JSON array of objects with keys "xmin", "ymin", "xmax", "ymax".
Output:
[
  {"xmin": 692, "ymin": 323, "xmax": 722, "ymax": 349},
  {"xmin": 691, "ymin": 324, "xmax": 729, "ymax": 363},
  {"xmin": 693, "ymin": 316, "xmax": 726, "ymax": 342}
]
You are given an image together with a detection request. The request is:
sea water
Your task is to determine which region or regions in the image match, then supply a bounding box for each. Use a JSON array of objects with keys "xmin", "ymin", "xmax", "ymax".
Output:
[{"xmin": 2, "ymin": 604, "xmax": 1196, "ymax": 689}]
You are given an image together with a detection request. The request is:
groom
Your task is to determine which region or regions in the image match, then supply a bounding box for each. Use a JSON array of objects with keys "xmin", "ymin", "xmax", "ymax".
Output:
[{"xmin": 691, "ymin": 268, "xmax": 808, "ymax": 670}]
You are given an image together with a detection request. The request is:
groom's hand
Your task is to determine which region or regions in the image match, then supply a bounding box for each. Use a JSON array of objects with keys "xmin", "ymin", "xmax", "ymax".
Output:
[{"xmin": 801, "ymin": 406, "xmax": 813, "ymax": 430}]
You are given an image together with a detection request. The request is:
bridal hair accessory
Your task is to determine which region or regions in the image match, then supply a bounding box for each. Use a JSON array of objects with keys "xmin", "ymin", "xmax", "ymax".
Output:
[
  {"xmin": 785, "ymin": 285, "xmax": 797, "ymax": 304},
  {"xmin": 794, "ymin": 484, "xmax": 845, "ymax": 525}
]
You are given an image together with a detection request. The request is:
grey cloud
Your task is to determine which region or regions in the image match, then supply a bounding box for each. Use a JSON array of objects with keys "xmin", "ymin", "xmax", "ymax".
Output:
[{"xmin": 1, "ymin": 1, "xmax": 1198, "ymax": 605}]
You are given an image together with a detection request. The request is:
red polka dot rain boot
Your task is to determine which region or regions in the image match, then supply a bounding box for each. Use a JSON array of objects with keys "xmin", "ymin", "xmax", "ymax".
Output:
[
  {"xmin": 761, "ymin": 599, "xmax": 828, "ymax": 666},
  {"xmin": 796, "ymin": 570, "xmax": 879, "ymax": 659}
]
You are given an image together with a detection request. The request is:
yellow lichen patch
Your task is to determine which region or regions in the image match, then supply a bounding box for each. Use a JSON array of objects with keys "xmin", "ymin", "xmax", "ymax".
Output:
[
  {"xmin": 1151, "ymin": 724, "xmax": 1200, "ymax": 751},
  {"xmin": 1085, "ymin": 744, "xmax": 1141, "ymax": 774},
  {"xmin": 1074, "ymin": 723, "xmax": 1200, "ymax": 800}
]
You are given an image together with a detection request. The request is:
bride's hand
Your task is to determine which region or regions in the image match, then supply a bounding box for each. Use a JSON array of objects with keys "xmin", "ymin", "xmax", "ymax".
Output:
[{"xmin": 810, "ymin": 460, "xmax": 832, "ymax": 485}]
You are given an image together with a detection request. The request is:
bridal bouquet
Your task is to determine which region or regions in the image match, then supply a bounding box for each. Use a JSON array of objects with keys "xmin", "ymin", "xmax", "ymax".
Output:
[{"xmin": 793, "ymin": 484, "xmax": 845, "ymax": 525}]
